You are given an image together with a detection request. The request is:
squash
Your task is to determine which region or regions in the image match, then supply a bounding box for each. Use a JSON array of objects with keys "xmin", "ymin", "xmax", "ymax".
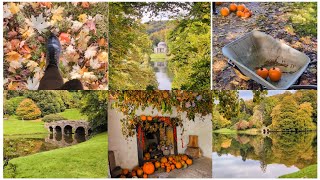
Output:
[
  {"xmin": 160, "ymin": 157, "xmax": 168, "ymax": 163},
  {"xmin": 236, "ymin": 11, "xmax": 244, "ymax": 17},
  {"xmin": 170, "ymin": 164, "xmax": 175, "ymax": 170},
  {"xmin": 136, "ymin": 168, "xmax": 144, "ymax": 177},
  {"xmin": 168, "ymin": 156, "xmax": 173, "ymax": 162},
  {"xmin": 147, "ymin": 116, "xmax": 152, "ymax": 121},
  {"xmin": 243, "ymin": 12, "xmax": 251, "ymax": 18},
  {"xmin": 181, "ymin": 155, "xmax": 188, "ymax": 161},
  {"xmin": 256, "ymin": 68, "xmax": 269, "ymax": 79},
  {"xmin": 229, "ymin": 3, "xmax": 237, "ymax": 12},
  {"xmin": 237, "ymin": 4, "xmax": 246, "ymax": 11},
  {"xmin": 243, "ymin": 8, "xmax": 250, "ymax": 13},
  {"xmin": 143, "ymin": 174, "xmax": 148, "ymax": 178},
  {"xmin": 269, "ymin": 67, "xmax": 282, "ymax": 82},
  {"xmin": 155, "ymin": 161, "xmax": 161, "ymax": 169},
  {"xmin": 140, "ymin": 115, "xmax": 147, "ymax": 121},
  {"xmin": 175, "ymin": 162, "xmax": 182, "ymax": 169},
  {"xmin": 220, "ymin": 7, "xmax": 230, "ymax": 17},
  {"xmin": 131, "ymin": 171, "xmax": 137, "ymax": 177},
  {"xmin": 142, "ymin": 162, "xmax": 155, "ymax": 175},
  {"xmin": 122, "ymin": 169, "xmax": 129, "ymax": 175},
  {"xmin": 186, "ymin": 159, "xmax": 193, "ymax": 165},
  {"xmin": 144, "ymin": 153, "xmax": 151, "ymax": 159}
]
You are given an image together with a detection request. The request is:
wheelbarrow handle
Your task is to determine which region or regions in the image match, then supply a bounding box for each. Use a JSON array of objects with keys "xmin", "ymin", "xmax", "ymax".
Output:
[{"xmin": 288, "ymin": 85, "xmax": 317, "ymax": 90}]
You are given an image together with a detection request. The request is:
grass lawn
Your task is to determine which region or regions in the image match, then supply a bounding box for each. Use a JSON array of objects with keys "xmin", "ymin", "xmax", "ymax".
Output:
[
  {"xmin": 279, "ymin": 164, "xmax": 317, "ymax": 178},
  {"xmin": 4, "ymin": 133, "xmax": 108, "ymax": 178},
  {"xmin": 58, "ymin": 109, "xmax": 88, "ymax": 120},
  {"xmin": 150, "ymin": 53, "xmax": 166, "ymax": 62},
  {"xmin": 213, "ymin": 128, "xmax": 259, "ymax": 135},
  {"xmin": 4, "ymin": 116, "xmax": 47, "ymax": 136}
]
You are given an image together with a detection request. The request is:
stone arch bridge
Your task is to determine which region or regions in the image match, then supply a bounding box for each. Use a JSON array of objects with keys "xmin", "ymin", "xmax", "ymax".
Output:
[{"xmin": 45, "ymin": 120, "xmax": 91, "ymax": 135}]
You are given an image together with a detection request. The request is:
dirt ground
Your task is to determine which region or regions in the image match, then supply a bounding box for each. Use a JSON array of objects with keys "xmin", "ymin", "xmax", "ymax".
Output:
[
  {"xmin": 149, "ymin": 157, "xmax": 212, "ymax": 178},
  {"xmin": 212, "ymin": 2, "xmax": 317, "ymax": 89}
]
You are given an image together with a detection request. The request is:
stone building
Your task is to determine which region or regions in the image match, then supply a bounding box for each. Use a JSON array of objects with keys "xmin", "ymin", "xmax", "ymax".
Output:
[{"xmin": 154, "ymin": 42, "xmax": 167, "ymax": 54}]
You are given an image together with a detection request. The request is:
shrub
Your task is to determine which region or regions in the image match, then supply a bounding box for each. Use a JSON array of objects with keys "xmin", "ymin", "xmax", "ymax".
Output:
[
  {"xmin": 4, "ymin": 96, "xmax": 25, "ymax": 115},
  {"xmin": 16, "ymin": 99, "xmax": 41, "ymax": 120},
  {"xmin": 42, "ymin": 114, "xmax": 66, "ymax": 122}
]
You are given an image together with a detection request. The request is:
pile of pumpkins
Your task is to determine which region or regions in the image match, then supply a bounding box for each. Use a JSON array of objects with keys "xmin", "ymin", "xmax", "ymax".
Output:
[
  {"xmin": 219, "ymin": 3, "xmax": 253, "ymax": 19},
  {"xmin": 119, "ymin": 154, "xmax": 193, "ymax": 178}
]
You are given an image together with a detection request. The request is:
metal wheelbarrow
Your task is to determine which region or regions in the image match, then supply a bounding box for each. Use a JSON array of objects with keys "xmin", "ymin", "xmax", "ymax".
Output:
[{"xmin": 222, "ymin": 30, "xmax": 316, "ymax": 90}]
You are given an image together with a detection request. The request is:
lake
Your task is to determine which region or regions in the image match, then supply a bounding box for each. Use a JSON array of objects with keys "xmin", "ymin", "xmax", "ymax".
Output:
[
  {"xmin": 152, "ymin": 61, "xmax": 172, "ymax": 90},
  {"xmin": 4, "ymin": 132, "xmax": 88, "ymax": 163},
  {"xmin": 212, "ymin": 132, "xmax": 317, "ymax": 178}
]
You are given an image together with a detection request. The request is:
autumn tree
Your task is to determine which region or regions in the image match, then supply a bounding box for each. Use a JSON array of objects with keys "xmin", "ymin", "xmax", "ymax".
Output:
[
  {"xmin": 212, "ymin": 109, "xmax": 231, "ymax": 130},
  {"xmin": 213, "ymin": 90, "xmax": 240, "ymax": 123},
  {"xmin": 16, "ymin": 98, "xmax": 41, "ymax": 120},
  {"xmin": 296, "ymin": 102, "xmax": 316, "ymax": 130}
]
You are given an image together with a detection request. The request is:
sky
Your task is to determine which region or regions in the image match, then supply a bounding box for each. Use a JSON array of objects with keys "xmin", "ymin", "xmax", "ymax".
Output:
[
  {"xmin": 141, "ymin": 6, "xmax": 189, "ymax": 23},
  {"xmin": 239, "ymin": 90, "xmax": 296, "ymax": 100}
]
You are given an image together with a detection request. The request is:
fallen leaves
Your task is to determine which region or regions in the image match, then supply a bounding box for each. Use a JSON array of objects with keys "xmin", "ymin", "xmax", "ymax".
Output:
[{"xmin": 3, "ymin": 2, "xmax": 108, "ymax": 90}]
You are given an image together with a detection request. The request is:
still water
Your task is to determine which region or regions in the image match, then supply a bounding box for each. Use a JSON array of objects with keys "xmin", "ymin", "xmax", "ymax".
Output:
[
  {"xmin": 4, "ymin": 133, "xmax": 87, "ymax": 162},
  {"xmin": 212, "ymin": 132, "xmax": 317, "ymax": 178},
  {"xmin": 153, "ymin": 62, "xmax": 172, "ymax": 90}
]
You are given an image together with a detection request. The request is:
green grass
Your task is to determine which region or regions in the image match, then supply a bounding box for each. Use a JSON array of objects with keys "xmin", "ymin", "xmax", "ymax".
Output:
[
  {"xmin": 4, "ymin": 116, "xmax": 47, "ymax": 136},
  {"xmin": 150, "ymin": 53, "xmax": 167, "ymax": 62},
  {"xmin": 213, "ymin": 128, "xmax": 259, "ymax": 135},
  {"xmin": 4, "ymin": 133, "xmax": 108, "ymax": 178},
  {"xmin": 279, "ymin": 164, "xmax": 317, "ymax": 178},
  {"xmin": 58, "ymin": 109, "xmax": 88, "ymax": 121}
]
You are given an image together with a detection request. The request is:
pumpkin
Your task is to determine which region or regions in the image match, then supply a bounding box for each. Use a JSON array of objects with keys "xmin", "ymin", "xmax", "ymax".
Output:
[
  {"xmin": 229, "ymin": 3, "xmax": 237, "ymax": 12},
  {"xmin": 137, "ymin": 168, "xmax": 144, "ymax": 177},
  {"xmin": 181, "ymin": 155, "xmax": 188, "ymax": 161},
  {"xmin": 215, "ymin": 2, "xmax": 223, "ymax": 6},
  {"xmin": 243, "ymin": 8, "xmax": 250, "ymax": 13},
  {"xmin": 237, "ymin": 4, "xmax": 246, "ymax": 11},
  {"xmin": 166, "ymin": 167, "xmax": 171, "ymax": 172},
  {"xmin": 269, "ymin": 67, "xmax": 282, "ymax": 82},
  {"xmin": 155, "ymin": 161, "xmax": 161, "ymax": 169},
  {"xmin": 141, "ymin": 115, "xmax": 147, "ymax": 121},
  {"xmin": 147, "ymin": 116, "xmax": 152, "ymax": 121},
  {"xmin": 243, "ymin": 12, "xmax": 251, "ymax": 18},
  {"xmin": 131, "ymin": 171, "xmax": 137, "ymax": 177},
  {"xmin": 160, "ymin": 157, "xmax": 168, "ymax": 163},
  {"xmin": 175, "ymin": 162, "xmax": 182, "ymax": 169},
  {"xmin": 143, "ymin": 174, "xmax": 148, "ymax": 178},
  {"xmin": 256, "ymin": 68, "xmax": 269, "ymax": 79},
  {"xmin": 236, "ymin": 11, "xmax": 244, "ymax": 17},
  {"xmin": 143, "ymin": 162, "xmax": 155, "ymax": 175},
  {"xmin": 170, "ymin": 164, "xmax": 175, "ymax": 170},
  {"xmin": 220, "ymin": 7, "xmax": 229, "ymax": 17},
  {"xmin": 122, "ymin": 169, "xmax": 129, "ymax": 175},
  {"xmin": 161, "ymin": 163, "xmax": 165, "ymax": 169},
  {"xmin": 168, "ymin": 156, "xmax": 173, "ymax": 162},
  {"xmin": 186, "ymin": 159, "xmax": 193, "ymax": 165},
  {"xmin": 181, "ymin": 160, "xmax": 186, "ymax": 165}
]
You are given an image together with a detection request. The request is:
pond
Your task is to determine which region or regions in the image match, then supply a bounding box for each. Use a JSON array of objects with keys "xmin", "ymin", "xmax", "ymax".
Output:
[
  {"xmin": 4, "ymin": 132, "xmax": 88, "ymax": 164},
  {"xmin": 212, "ymin": 132, "xmax": 317, "ymax": 178},
  {"xmin": 152, "ymin": 61, "xmax": 172, "ymax": 90}
]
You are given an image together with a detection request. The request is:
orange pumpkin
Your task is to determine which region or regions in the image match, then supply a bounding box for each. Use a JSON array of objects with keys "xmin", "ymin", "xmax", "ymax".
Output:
[
  {"xmin": 243, "ymin": 12, "xmax": 251, "ymax": 18},
  {"xmin": 137, "ymin": 168, "xmax": 144, "ymax": 177},
  {"xmin": 141, "ymin": 115, "xmax": 147, "ymax": 121},
  {"xmin": 143, "ymin": 162, "xmax": 155, "ymax": 175},
  {"xmin": 229, "ymin": 3, "xmax": 237, "ymax": 12},
  {"xmin": 143, "ymin": 174, "xmax": 148, "ymax": 178},
  {"xmin": 170, "ymin": 164, "xmax": 175, "ymax": 170},
  {"xmin": 175, "ymin": 162, "xmax": 182, "ymax": 169},
  {"xmin": 220, "ymin": 7, "xmax": 230, "ymax": 17},
  {"xmin": 144, "ymin": 153, "xmax": 151, "ymax": 159},
  {"xmin": 147, "ymin": 116, "xmax": 152, "ymax": 121},
  {"xmin": 237, "ymin": 4, "xmax": 246, "ymax": 11},
  {"xmin": 181, "ymin": 160, "xmax": 186, "ymax": 165},
  {"xmin": 166, "ymin": 167, "xmax": 171, "ymax": 172},
  {"xmin": 155, "ymin": 161, "xmax": 161, "ymax": 169},
  {"xmin": 256, "ymin": 68, "xmax": 269, "ymax": 79},
  {"xmin": 181, "ymin": 155, "xmax": 188, "ymax": 161},
  {"xmin": 269, "ymin": 67, "xmax": 282, "ymax": 82},
  {"xmin": 131, "ymin": 171, "xmax": 137, "ymax": 177},
  {"xmin": 168, "ymin": 156, "xmax": 173, "ymax": 162},
  {"xmin": 236, "ymin": 11, "xmax": 244, "ymax": 17},
  {"xmin": 122, "ymin": 169, "xmax": 129, "ymax": 175},
  {"xmin": 243, "ymin": 8, "xmax": 250, "ymax": 13},
  {"xmin": 161, "ymin": 157, "xmax": 168, "ymax": 163},
  {"xmin": 186, "ymin": 159, "xmax": 193, "ymax": 165}
]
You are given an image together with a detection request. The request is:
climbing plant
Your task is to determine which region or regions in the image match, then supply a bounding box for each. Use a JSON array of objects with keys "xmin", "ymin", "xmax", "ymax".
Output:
[{"xmin": 111, "ymin": 90, "xmax": 211, "ymax": 137}]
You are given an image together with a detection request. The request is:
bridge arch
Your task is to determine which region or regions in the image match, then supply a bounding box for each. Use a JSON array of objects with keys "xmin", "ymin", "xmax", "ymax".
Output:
[
  {"xmin": 64, "ymin": 125, "xmax": 73, "ymax": 134},
  {"xmin": 55, "ymin": 126, "xmax": 62, "ymax": 133},
  {"xmin": 49, "ymin": 126, "xmax": 53, "ymax": 132},
  {"xmin": 75, "ymin": 126, "xmax": 86, "ymax": 135}
]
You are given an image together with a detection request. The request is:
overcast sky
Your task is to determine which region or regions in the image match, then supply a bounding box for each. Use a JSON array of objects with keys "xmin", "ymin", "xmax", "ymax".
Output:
[
  {"xmin": 141, "ymin": 6, "xmax": 189, "ymax": 23},
  {"xmin": 239, "ymin": 90, "xmax": 296, "ymax": 100}
]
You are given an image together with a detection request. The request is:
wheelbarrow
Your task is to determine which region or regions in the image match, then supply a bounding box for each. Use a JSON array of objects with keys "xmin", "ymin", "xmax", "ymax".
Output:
[{"xmin": 222, "ymin": 30, "xmax": 317, "ymax": 90}]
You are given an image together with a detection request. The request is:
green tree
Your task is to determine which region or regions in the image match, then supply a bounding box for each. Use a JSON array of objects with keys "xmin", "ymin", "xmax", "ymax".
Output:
[
  {"xmin": 4, "ymin": 96, "xmax": 25, "ymax": 115},
  {"xmin": 212, "ymin": 108, "xmax": 231, "ymax": 130},
  {"xmin": 213, "ymin": 90, "xmax": 240, "ymax": 123},
  {"xmin": 80, "ymin": 91, "xmax": 108, "ymax": 133},
  {"xmin": 16, "ymin": 99, "xmax": 41, "ymax": 120},
  {"xmin": 252, "ymin": 90, "xmax": 268, "ymax": 104}
]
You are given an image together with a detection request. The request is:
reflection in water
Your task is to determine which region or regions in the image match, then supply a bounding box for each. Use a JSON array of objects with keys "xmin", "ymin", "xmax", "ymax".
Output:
[
  {"xmin": 153, "ymin": 62, "xmax": 172, "ymax": 90},
  {"xmin": 4, "ymin": 132, "xmax": 88, "ymax": 162},
  {"xmin": 212, "ymin": 132, "xmax": 317, "ymax": 178}
]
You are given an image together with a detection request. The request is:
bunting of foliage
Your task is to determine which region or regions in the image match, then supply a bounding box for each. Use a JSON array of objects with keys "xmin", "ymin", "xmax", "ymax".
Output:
[{"xmin": 111, "ymin": 90, "xmax": 211, "ymax": 137}]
